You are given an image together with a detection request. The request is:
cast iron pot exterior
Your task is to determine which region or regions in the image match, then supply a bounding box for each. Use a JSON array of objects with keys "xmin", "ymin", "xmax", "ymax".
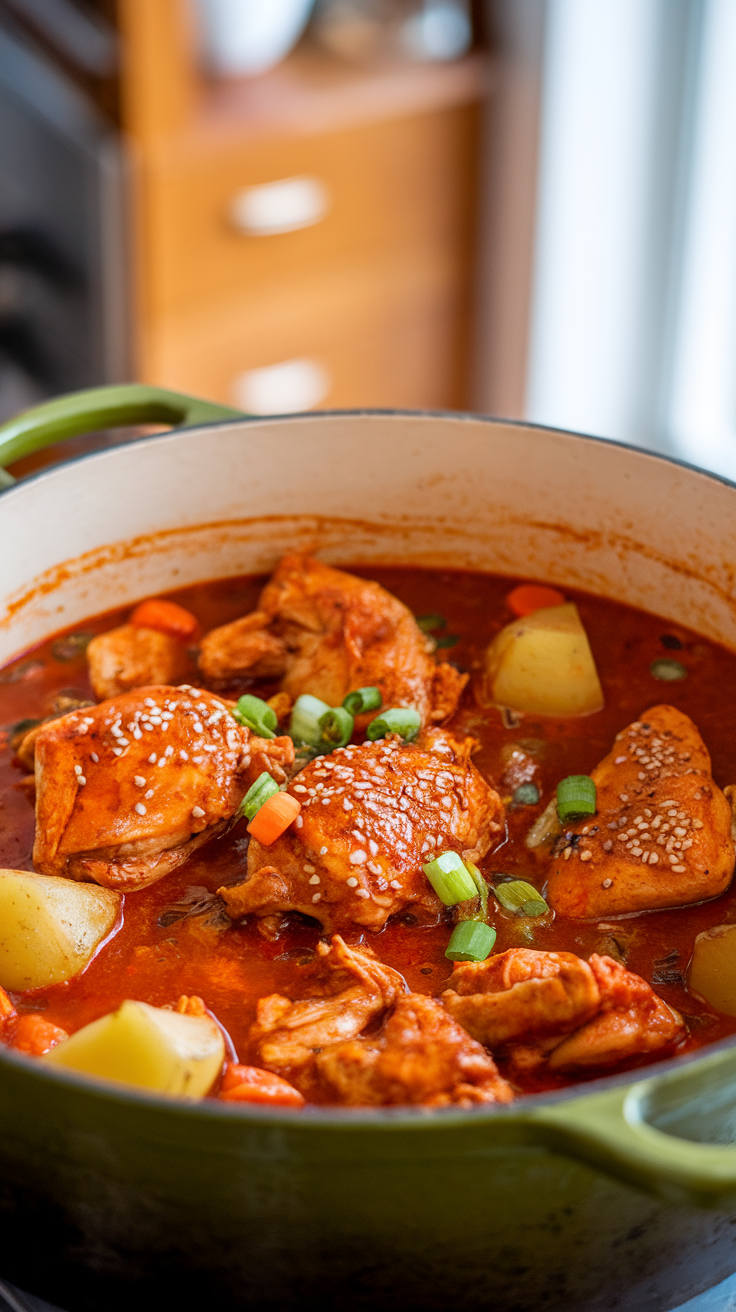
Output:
[{"xmin": 2, "ymin": 388, "xmax": 736, "ymax": 1311}]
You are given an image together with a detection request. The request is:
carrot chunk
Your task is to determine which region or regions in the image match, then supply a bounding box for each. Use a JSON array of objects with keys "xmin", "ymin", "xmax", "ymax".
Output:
[
  {"xmin": 220, "ymin": 1063, "xmax": 304, "ymax": 1108},
  {"xmin": 129, "ymin": 598, "xmax": 199, "ymax": 641},
  {"xmin": 247, "ymin": 791, "xmax": 301, "ymax": 844},
  {"xmin": 506, "ymin": 584, "xmax": 566, "ymax": 617},
  {"xmin": 11, "ymin": 1014, "xmax": 68, "ymax": 1056}
]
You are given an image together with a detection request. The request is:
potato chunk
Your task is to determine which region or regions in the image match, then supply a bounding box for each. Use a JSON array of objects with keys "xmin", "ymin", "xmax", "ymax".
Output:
[
  {"xmin": 689, "ymin": 924, "xmax": 736, "ymax": 1017},
  {"xmin": 484, "ymin": 603, "xmax": 604, "ymax": 717},
  {"xmin": 44, "ymin": 999, "xmax": 225, "ymax": 1097},
  {"xmin": 0, "ymin": 869, "xmax": 119, "ymax": 991}
]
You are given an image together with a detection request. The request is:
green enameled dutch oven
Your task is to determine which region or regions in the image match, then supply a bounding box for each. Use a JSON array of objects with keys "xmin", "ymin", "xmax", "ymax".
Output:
[{"xmin": 2, "ymin": 386, "xmax": 736, "ymax": 1312}]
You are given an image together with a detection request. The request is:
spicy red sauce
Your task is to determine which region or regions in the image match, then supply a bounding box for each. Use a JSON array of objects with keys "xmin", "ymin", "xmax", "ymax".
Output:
[{"xmin": 1, "ymin": 567, "xmax": 734, "ymax": 1096}]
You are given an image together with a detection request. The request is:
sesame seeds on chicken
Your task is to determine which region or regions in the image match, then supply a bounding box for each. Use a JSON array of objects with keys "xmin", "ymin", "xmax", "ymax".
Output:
[
  {"xmin": 33, "ymin": 684, "xmax": 293, "ymax": 891},
  {"xmin": 547, "ymin": 705, "xmax": 735, "ymax": 917}
]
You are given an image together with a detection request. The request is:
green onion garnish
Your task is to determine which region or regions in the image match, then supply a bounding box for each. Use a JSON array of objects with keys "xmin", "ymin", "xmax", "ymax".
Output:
[
  {"xmin": 342, "ymin": 686, "xmax": 382, "ymax": 716},
  {"xmin": 434, "ymin": 634, "xmax": 460, "ymax": 649},
  {"xmin": 556, "ymin": 774, "xmax": 596, "ymax": 821},
  {"xmin": 461, "ymin": 861, "xmax": 489, "ymax": 922},
  {"xmin": 290, "ymin": 694, "xmax": 331, "ymax": 747},
  {"xmin": 366, "ymin": 707, "xmax": 421, "ymax": 742},
  {"xmin": 416, "ymin": 614, "xmax": 446, "ymax": 632},
  {"xmin": 318, "ymin": 706, "xmax": 354, "ymax": 749},
  {"xmin": 650, "ymin": 658, "xmax": 687, "ymax": 681},
  {"xmin": 445, "ymin": 920, "xmax": 497, "ymax": 962},
  {"xmin": 241, "ymin": 771, "xmax": 279, "ymax": 821},
  {"xmin": 493, "ymin": 880, "xmax": 549, "ymax": 917},
  {"xmin": 231, "ymin": 694, "xmax": 277, "ymax": 739},
  {"xmin": 423, "ymin": 851, "xmax": 477, "ymax": 905}
]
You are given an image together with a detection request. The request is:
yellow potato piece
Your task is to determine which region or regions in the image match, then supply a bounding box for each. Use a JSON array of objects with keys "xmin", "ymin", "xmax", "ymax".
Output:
[
  {"xmin": 689, "ymin": 924, "xmax": 736, "ymax": 1017},
  {"xmin": 44, "ymin": 999, "xmax": 225, "ymax": 1098},
  {"xmin": 484, "ymin": 603, "xmax": 604, "ymax": 717},
  {"xmin": 0, "ymin": 868, "xmax": 120, "ymax": 992}
]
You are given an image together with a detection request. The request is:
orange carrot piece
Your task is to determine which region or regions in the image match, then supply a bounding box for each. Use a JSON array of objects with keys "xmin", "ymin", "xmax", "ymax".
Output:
[
  {"xmin": 220, "ymin": 1064, "xmax": 305, "ymax": 1108},
  {"xmin": 247, "ymin": 791, "xmax": 301, "ymax": 845},
  {"xmin": 506, "ymin": 583, "xmax": 565, "ymax": 617},
  {"xmin": 11, "ymin": 1014, "xmax": 68, "ymax": 1056},
  {"xmin": 0, "ymin": 985, "xmax": 15, "ymax": 1021},
  {"xmin": 129, "ymin": 598, "xmax": 199, "ymax": 640}
]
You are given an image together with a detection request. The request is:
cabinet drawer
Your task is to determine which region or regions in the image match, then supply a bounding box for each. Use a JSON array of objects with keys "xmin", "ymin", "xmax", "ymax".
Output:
[
  {"xmin": 142, "ymin": 243, "xmax": 470, "ymax": 410},
  {"xmin": 140, "ymin": 102, "xmax": 480, "ymax": 318}
]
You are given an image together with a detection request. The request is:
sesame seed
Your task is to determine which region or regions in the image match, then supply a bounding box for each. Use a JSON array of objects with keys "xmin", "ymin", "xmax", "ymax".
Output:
[
  {"xmin": 91, "ymin": 752, "xmax": 99, "ymax": 762},
  {"xmin": 649, "ymin": 853, "xmax": 659, "ymax": 863},
  {"xmin": 631, "ymin": 847, "xmax": 643, "ymax": 856},
  {"xmin": 293, "ymin": 785, "xmax": 307, "ymax": 794},
  {"xmin": 180, "ymin": 750, "xmax": 188, "ymax": 761},
  {"xmin": 134, "ymin": 776, "xmax": 146, "ymax": 787},
  {"xmin": 580, "ymin": 850, "xmax": 592, "ymax": 862},
  {"xmin": 343, "ymin": 799, "xmax": 353, "ymax": 811},
  {"xmin": 77, "ymin": 776, "xmax": 86, "ymax": 785},
  {"xmin": 295, "ymin": 815, "xmax": 303, "ymax": 829},
  {"xmin": 346, "ymin": 876, "xmax": 358, "ymax": 887},
  {"xmin": 349, "ymin": 851, "xmax": 367, "ymax": 864},
  {"xmin": 135, "ymin": 803, "xmax": 146, "ymax": 815},
  {"xmin": 389, "ymin": 879, "xmax": 401, "ymax": 889},
  {"xmin": 304, "ymin": 863, "xmax": 315, "ymax": 873},
  {"xmin": 614, "ymin": 756, "xmax": 627, "ymax": 764},
  {"xmin": 193, "ymin": 722, "xmax": 204, "ymax": 734},
  {"xmin": 148, "ymin": 753, "xmax": 157, "ymax": 764},
  {"xmin": 74, "ymin": 764, "xmax": 82, "ymax": 775},
  {"xmin": 672, "ymin": 863, "xmax": 686, "ymax": 873},
  {"xmin": 112, "ymin": 747, "xmax": 122, "ymax": 756},
  {"xmin": 312, "ymin": 893, "xmax": 322, "ymax": 903},
  {"xmin": 158, "ymin": 759, "xmax": 166, "ymax": 768},
  {"xmin": 693, "ymin": 818, "xmax": 704, "ymax": 828},
  {"xmin": 602, "ymin": 878, "xmax": 612, "ymax": 888},
  {"xmin": 145, "ymin": 789, "xmax": 154, "ymax": 799},
  {"xmin": 563, "ymin": 847, "xmax": 572, "ymax": 860},
  {"xmin": 319, "ymin": 846, "xmax": 328, "ymax": 855},
  {"xmin": 192, "ymin": 806, "xmax": 205, "ymax": 818},
  {"xmin": 309, "ymin": 875, "xmax": 320, "ymax": 885},
  {"xmin": 355, "ymin": 889, "xmax": 370, "ymax": 899}
]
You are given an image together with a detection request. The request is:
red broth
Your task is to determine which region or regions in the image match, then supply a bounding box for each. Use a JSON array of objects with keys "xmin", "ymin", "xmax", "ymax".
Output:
[{"xmin": 1, "ymin": 567, "xmax": 734, "ymax": 1097}]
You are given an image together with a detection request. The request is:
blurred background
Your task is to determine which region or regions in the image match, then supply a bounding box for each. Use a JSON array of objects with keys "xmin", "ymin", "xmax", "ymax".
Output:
[{"xmin": 0, "ymin": 0, "xmax": 735, "ymax": 476}]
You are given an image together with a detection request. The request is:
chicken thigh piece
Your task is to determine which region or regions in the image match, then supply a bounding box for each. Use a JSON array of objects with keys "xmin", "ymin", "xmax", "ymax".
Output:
[
  {"xmin": 546, "ymin": 705, "xmax": 735, "ymax": 918},
  {"xmin": 443, "ymin": 948, "xmax": 684, "ymax": 1073},
  {"xmin": 86, "ymin": 626, "xmax": 190, "ymax": 701},
  {"xmin": 220, "ymin": 727, "xmax": 505, "ymax": 935},
  {"xmin": 198, "ymin": 554, "xmax": 467, "ymax": 726},
  {"xmin": 33, "ymin": 684, "xmax": 293, "ymax": 891},
  {"xmin": 252, "ymin": 936, "xmax": 512, "ymax": 1107}
]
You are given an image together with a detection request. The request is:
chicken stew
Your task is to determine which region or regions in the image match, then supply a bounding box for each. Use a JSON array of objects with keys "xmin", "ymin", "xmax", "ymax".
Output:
[{"xmin": 1, "ymin": 556, "xmax": 735, "ymax": 1109}]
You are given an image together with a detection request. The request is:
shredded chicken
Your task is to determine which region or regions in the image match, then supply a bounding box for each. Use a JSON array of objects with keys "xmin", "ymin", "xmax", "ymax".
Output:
[
  {"xmin": 33, "ymin": 684, "xmax": 293, "ymax": 891},
  {"xmin": 220, "ymin": 727, "xmax": 504, "ymax": 935},
  {"xmin": 546, "ymin": 705, "xmax": 735, "ymax": 917},
  {"xmin": 87, "ymin": 625, "xmax": 190, "ymax": 700},
  {"xmin": 251, "ymin": 936, "xmax": 512, "ymax": 1107},
  {"xmin": 443, "ymin": 947, "xmax": 684, "ymax": 1072},
  {"xmin": 198, "ymin": 554, "xmax": 467, "ymax": 727}
]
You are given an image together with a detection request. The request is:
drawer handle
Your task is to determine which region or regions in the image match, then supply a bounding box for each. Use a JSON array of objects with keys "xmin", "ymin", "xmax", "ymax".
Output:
[
  {"xmin": 233, "ymin": 358, "xmax": 331, "ymax": 414},
  {"xmin": 230, "ymin": 176, "xmax": 330, "ymax": 236}
]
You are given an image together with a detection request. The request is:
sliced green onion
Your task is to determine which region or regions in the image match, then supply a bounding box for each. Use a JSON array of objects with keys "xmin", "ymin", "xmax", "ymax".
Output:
[
  {"xmin": 342, "ymin": 686, "xmax": 382, "ymax": 716},
  {"xmin": 318, "ymin": 706, "xmax": 354, "ymax": 749},
  {"xmin": 434, "ymin": 634, "xmax": 460, "ymax": 649},
  {"xmin": 416, "ymin": 614, "xmax": 446, "ymax": 632},
  {"xmin": 241, "ymin": 771, "xmax": 279, "ymax": 821},
  {"xmin": 367, "ymin": 707, "xmax": 421, "ymax": 742},
  {"xmin": 445, "ymin": 920, "xmax": 497, "ymax": 962},
  {"xmin": 290, "ymin": 694, "xmax": 331, "ymax": 747},
  {"xmin": 556, "ymin": 774, "xmax": 596, "ymax": 821},
  {"xmin": 231, "ymin": 694, "xmax": 277, "ymax": 739},
  {"xmin": 461, "ymin": 861, "xmax": 489, "ymax": 922},
  {"xmin": 423, "ymin": 851, "xmax": 477, "ymax": 905},
  {"xmin": 650, "ymin": 658, "xmax": 688, "ymax": 681},
  {"xmin": 513, "ymin": 783, "xmax": 540, "ymax": 807},
  {"xmin": 493, "ymin": 880, "xmax": 549, "ymax": 918}
]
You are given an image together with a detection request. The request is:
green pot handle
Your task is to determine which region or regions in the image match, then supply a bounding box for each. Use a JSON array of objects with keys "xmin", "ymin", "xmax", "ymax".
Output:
[
  {"xmin": 0, "ymin": 383, "xmax": 244, "ymax": 488},
  {"xmin": 528, "ymin": 1045, "xmax": 736, "ymax": 1207}
]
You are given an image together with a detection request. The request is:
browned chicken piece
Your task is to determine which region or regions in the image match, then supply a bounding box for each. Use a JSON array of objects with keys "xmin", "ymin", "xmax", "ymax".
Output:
[
  {"xmin": 546, "ymin": 705, "xmax": 735, "ymax": 917},
  {"xmin": 198, "ymin": 554, "xmax": 467, "ymax": 727},
  {"xmin": 548, "ymin": 953, "xmax": 685, "ymax": 1070},
  {"xmin": 87, "ymin": 625, "xmax": 190, "ymax": 701},
  {"xmin": 33, "ymin": 683, "xmax": 293, "ymax": 891},
  {"xmin": 12, "ymin": 691, "xmax": 94, "ymax": 772},
  {"xmin": 252, "ymin": 936, "xmax": 512, "ymax": 1107},
  {"xmin": 443, "ymin": 948, "xmax": 684, "ymax": 1073},
  {"xmin": 220, "ymin": 727, "xmax": 505, "ymax": 935},
  {"xmin": 251, "ymin": 935, "xmax": 406, "ymax": 1097}
]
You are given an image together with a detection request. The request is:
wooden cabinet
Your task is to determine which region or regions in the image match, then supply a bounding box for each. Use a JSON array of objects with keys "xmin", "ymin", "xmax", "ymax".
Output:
[{"xmin": 118, "ymin": 2, "xmax": 491, "ymax": 413}]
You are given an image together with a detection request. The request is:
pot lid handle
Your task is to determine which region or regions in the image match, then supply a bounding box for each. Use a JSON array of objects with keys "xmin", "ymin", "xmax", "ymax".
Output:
[
  {"xmin": 0, "ymin": 384, "xmax": 244, "ymax": 488},
  {"xmin": 528, "ymin": 1045, "xmax": 736, "ymax": 1208}
]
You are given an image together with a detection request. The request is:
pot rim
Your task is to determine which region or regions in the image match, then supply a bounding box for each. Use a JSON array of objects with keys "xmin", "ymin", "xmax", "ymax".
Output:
[{"xmin": 1, "ymin": 404, "xmax": 733, "ymax": 1130}]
